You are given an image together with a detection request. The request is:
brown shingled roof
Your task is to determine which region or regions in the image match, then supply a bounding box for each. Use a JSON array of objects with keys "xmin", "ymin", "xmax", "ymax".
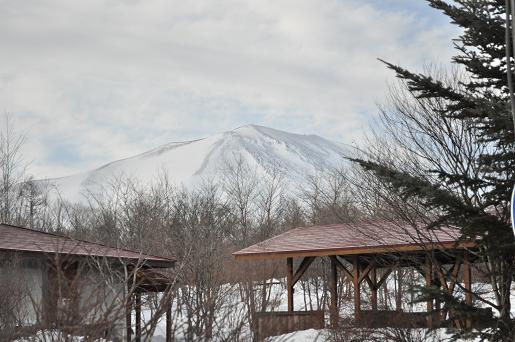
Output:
[
  {"xmin": 233, "ymin": 221, "xmax": 477, "ymax": 260},
  {"xmin": 0, "ymin": 223, "xmax": 175, "ymax": 268}
]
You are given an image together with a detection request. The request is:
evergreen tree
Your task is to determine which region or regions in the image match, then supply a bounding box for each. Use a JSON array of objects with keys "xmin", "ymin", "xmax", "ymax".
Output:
[{"xmin": 351, "ymin": 1, "xmax": 514, "ymax": 340}]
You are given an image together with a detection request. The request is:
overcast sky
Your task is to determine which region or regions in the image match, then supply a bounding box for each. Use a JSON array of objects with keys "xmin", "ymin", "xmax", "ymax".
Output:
[{"xmin": 1, "ymin": 0, "xmax": 458, "ymax": 179}]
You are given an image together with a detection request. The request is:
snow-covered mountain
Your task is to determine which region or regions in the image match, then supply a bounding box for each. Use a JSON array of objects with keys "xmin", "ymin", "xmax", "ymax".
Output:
[{"xmin": 40, "ymin": 125, "xmax": 349, "ymax": 203}]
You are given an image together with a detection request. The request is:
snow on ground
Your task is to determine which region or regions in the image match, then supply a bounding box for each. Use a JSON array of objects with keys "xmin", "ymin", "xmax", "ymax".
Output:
[
  {"xmin": 145, "ymin": 276, "xmax": 515, "ymax": 341},
  {"xmin": 14, "ymin": 277, "xmax": 515, "ymax": 341},
  {"xmin": 265, "ymin": 327, "xmax": 488, "ymax": 342},
  {"xmin": 265, "ymin": 328, "xmax": 327, "ymax": 342},
  {"xmin": 13, "ymin": 330, "xmax": 109, "ymax": 342}
]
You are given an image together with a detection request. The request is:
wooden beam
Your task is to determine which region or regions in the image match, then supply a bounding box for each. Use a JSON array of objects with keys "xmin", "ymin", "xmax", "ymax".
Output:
[
  {"xmin": 395, "ymin": 268, "xmax": 402, "ymax": 312},
  {"xmin": 333, "ymin": 256, "xmax": 353, "ymax": 281},
  {"xmin": 433, "ymin": 258, "xmax": 449, "ymax": 293},
  {"xmin": 166, "ymin": 299, "xmax": 172, "ymax": 342},
  {"xmin": 358, "ymin": 259, "xmax": 376, "ymax": 285},
  {"xmin": 432, "ymin": 269, "xmax": 442, "ymax": 323},
  {"xmin": 126, "ymin": 293, "xmax": 132, "ymax": 342},
  {"xmin": 287, "ymin": 257, "xmax": 294, "ymax": 312},
  {"xmin": 363, "ymin": 275, "xmax": 374, "ymax": 290},
  {"xmin": 376, "ymin": 267, "xmax": 393, "ymax": 289},
  {"xmin": 135, "ymin": 292, "xmax": 142, "ymax": 342},
  {"xmin": 293, "ymin": 256, "xmax": 316, "ymax": 286},
  {"xmin": 353, "ymin": 255, "xmax": 361, "ymax": 321},
  {"xmin": 330, "ymin": 256, "xmax": 338, "ymax": 327},
  {"xmin": 464, "ymin": 252, "xmax": 472, "ymax": 329},
  {"xmin": 433, "ymin": 257, "xmax": 461, "ymax": 323},
  {"xmin": 447, "ymin": 259, "xmax": 462, "ymax": 294},
  {"xmin": 425, "ymin": 256, "xmax": 433, "ymax": 329},
  {"xmin": 370, "ymin": 266, "xmax": 378, "ymax": 311}
]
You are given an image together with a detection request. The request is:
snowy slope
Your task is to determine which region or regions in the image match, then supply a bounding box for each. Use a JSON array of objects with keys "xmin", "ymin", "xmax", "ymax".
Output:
[{"xmin": 40, "ymin": 125, "xmax": 349, "ymax": 203}]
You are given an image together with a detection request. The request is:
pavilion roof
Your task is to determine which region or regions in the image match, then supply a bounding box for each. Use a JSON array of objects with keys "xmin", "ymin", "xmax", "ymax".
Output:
[
  {"xmin": 0, "ymin": 223, "xmax": 175, "ymax": 268},
  {"xmin": 233, "ymin": 221, "xmax": 476, "ymax": 260}
]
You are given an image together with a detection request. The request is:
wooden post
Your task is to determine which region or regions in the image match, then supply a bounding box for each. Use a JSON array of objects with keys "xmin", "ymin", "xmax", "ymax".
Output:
[
  {"xmin": 287, "ymin": 257, "xmax": 294, "ymax": 312},
  {"xmin": 425, "ymin": 256, "xmax": 433, "ymax": 329},
  {"xmin": 135, "ymin": 292, "xmax": 142, "ymax": 342},
  {"xmin": 166, "ymin": 299, "xmax": 172, "ymax": 342},
  {"xmin": 353, "ymin": 255, "xmax": 361, "ymax": 321},
  {"xmin": 330, "ymin": 256, "xmax": 338, "ymax": 327},
  {"xmin": 126, "ymin": 293, "xmax": 132, "ymax": 342},
  {"xmin": 464, "ymin": 252, "xmax": 472, "ymax": 329},
  {"xmin": 371, "ymin": 266, "xmax": 377, "ymax": 311},
  {"xmin": 395, "ymin": 268, "xmax": 402, "ymax": 312},
  {"xmin": 434, "ymin": 275, "xmax": 442, "ymax": 323}
]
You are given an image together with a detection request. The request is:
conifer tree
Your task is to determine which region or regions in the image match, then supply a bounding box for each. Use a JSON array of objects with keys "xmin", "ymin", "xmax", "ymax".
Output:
[{"xmin": 351, "ymin": 1, "xmax": 514, "ymax": 340}]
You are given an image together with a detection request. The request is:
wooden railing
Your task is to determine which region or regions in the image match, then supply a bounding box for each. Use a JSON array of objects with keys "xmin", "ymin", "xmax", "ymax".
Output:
[
  {"xmin": 255, "ymin": 310, "xmax": 324, "ymax": 340},
  {"xmin": 359, "ymin": 310, "xmax": 427, "ymax": 328},
  {"xmin": 359, "ymin": 307, "xmax": 493, "ymax": 329}
]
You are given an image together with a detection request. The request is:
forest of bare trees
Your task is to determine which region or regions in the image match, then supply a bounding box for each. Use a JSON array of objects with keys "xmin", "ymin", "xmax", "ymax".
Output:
[
  {"xmin": 1, "ymin": 109, "xmax": 506, "ymax": 342},
  {"xmin": 0, "ymin": 118, "xmax": 363, "ymax": 340}
]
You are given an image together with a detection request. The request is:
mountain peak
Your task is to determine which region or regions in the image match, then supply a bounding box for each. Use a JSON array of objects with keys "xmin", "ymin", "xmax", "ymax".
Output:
[
  {"xmin": 229, "ymin": 124, "xmax": 278, "ymax": 136},
  {"xmin": 39, "ymin": 125, "xmax": 348, "ymax": 203}
]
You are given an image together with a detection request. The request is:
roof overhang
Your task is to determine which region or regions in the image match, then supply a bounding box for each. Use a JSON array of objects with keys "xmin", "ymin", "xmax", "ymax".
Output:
[
  {"xmin": 0, "ymin": 248, "xmax": 176, "ymax": 268},
  {"xmin": 233, "ymin": 240, "xmax": 477, "ymax": 261}
]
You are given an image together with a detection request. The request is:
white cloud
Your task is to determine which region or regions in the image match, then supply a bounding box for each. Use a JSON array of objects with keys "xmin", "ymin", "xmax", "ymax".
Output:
[{"xmin": 0, "ymin": 0, "xmax": 458, "ymax": 178}]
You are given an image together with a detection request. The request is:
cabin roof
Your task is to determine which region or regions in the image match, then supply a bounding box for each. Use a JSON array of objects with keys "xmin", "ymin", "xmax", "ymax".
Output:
[
  {"xmin": 0, "ymin": 223, "xmax": 175, "ymax": 268},
  {"xmin": 233, "ymin": 221, "xmax": 476, "ymax": 260}
]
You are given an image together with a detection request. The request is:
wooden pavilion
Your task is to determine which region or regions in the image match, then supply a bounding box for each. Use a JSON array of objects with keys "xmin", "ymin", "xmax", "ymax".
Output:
[
  {"xmin": 234, "ymin": 221, "xmax": 481, "ymax": 337},
  {"xmin": 0, "ymin": 223, "xmax": 176, "ymax": 341}
]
